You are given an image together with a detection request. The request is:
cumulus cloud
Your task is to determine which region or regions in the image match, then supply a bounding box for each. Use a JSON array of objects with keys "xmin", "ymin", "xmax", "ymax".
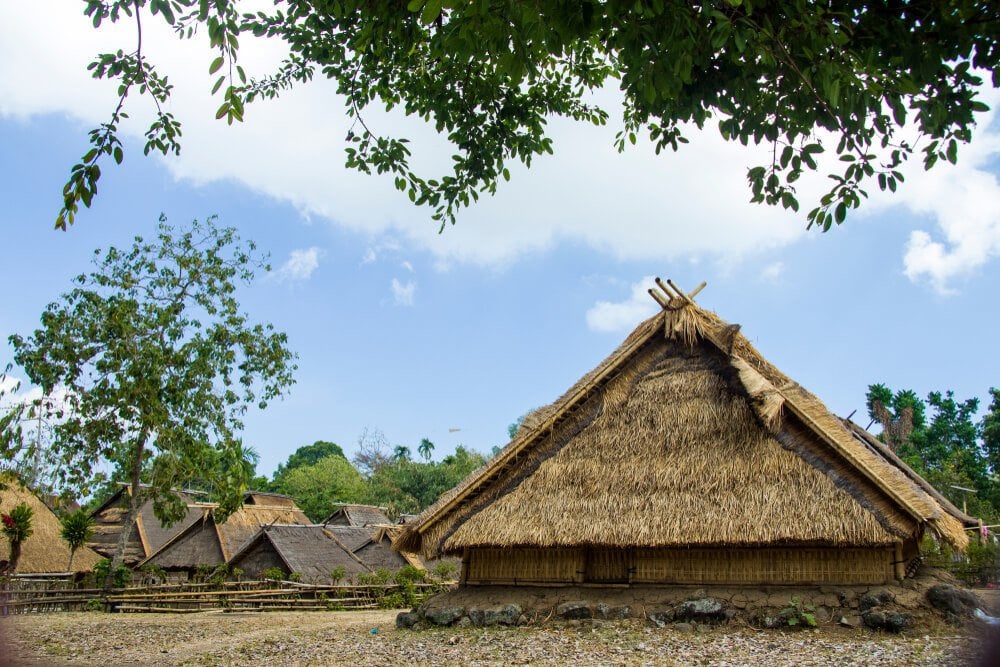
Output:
[
  {"xmin": 4, "ymin": 2, "xmax": 998, "ymax": 283},
  {"xmin": 275, "ymin": 247, "xmax": 323, "ymax": 282},
  {"xmin": 586, "ymin": 276, "xmax": 660, "ymax": 333},
  {"xmin": 391, "ymin": 278, "xmax": 416, "ymax": 306}
]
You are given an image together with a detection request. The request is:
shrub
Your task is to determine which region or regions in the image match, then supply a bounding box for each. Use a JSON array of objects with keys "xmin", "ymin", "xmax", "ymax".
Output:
[
  {"xmin": 261, "ymin": 566, "xmax": 286, "ymax": 582},
  {"xmin": 330, "ymin": 566, "xmax": 346, "ymax": 585},
  {"xmin": 93, "ymin": 559, "xmax": 131, "ymax": 588},
  {"xmin": 780, "ymin": 597, "xmax": 817, "ymax": 628},
  {"xmin": 431, "ymin": 561, "xmax": 458, "ymax": 581}
]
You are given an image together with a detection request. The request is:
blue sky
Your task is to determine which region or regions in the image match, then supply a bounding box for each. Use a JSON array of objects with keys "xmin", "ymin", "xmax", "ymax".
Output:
[{"xmin": 1, "ymin": 3, "xmax": 999, "ymax": 479}]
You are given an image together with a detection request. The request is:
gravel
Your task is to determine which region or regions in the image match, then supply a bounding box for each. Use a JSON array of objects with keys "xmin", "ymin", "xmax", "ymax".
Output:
[{"xmin": 2, "ymin": 611, "xmax": 985, "ymax": 666}]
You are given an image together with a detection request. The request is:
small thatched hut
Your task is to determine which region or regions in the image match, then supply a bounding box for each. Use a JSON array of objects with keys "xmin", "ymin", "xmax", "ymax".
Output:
[
  {"xmin": 87, "ymin": 484, "xmax": 211, "ymax": 565},
  {"xmin": 226, "ymin": 524, "xmax": 371, "ymax": 583},
  {"xmin": 397, "ymin": 281, "xmax": 974, "ymax": 587},
  {"xmin": 0, "ymin": 477, "xmax": 102, "ymax": 574},
  {"xmin": 140, "ymin": 492, "xmax": 311, "ymax": 574},
  {"xmin": 325, "ymin": 524, "xmax": 424, "ymax": 571},
  {"xmin": 323, "ymin": 503, "xmax": 391, "ymax": 527}
]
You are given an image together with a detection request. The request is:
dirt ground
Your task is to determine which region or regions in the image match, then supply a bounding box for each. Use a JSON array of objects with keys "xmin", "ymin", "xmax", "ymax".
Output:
[{"xmin": 2, "ymin": 609, "xmax": 993, "ymax": 667}]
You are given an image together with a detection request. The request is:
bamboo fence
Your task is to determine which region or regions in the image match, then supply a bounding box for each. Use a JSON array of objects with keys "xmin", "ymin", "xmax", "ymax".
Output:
[{"xmin": 0, "ymin": 579, "xmax": 451, "ymax": 615}]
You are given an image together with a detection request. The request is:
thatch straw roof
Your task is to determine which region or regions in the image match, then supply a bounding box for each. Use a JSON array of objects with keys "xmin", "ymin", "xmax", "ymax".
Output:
[
  {"xmin": 227, "ymin": 524, "xmax": 371, "ymax": 583},
  {"xmin": 0, "ymin": 476, "xmax": 102, "ymax": 573},
  {"xmin": 397, "ymin": 287, "xmax": 972, "ymax": 559},
  {"xmin": 142, "ymin": 496, "xmax": 312, "ymax": 568},
  {"xmin": 323, "ymin": 504, "xmax": 391, "ymax": 527},
  {"xmin": 88, "ymin": 485, "xmax": 211, "ymax": 565}
]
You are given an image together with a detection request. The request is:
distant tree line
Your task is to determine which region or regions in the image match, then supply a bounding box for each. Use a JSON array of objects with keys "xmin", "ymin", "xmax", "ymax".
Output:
[{"xmin": 866, "ymin": 384, "xmax": 1000, "ymax": 523}]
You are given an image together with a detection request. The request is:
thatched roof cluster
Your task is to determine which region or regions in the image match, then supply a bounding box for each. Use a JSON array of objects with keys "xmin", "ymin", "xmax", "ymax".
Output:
[
  {"xmin": 0, "ymin": 476, "xmax": 102, "ymax": 573},
  {"xmin": 88, "ymin": 485, "xmax": 211, "ymax": 565},
  {"xmin": 227, "ymin": 524, "xmax": 371, "ymax": 582},
  {"xmin": 323, "ymin": 503, "xmax": 391, "ymax": 527},
  {"xmin": 141, "ymin": 494, "xmax": 312, "ymax": 569},
  {"xmin": 397, "ymin": 288, "xmax": 972, "ymax": 559}
]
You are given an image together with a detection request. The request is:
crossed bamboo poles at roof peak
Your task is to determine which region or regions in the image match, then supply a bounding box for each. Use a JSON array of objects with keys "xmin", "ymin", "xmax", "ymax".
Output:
[{"xmin": 647, "ymin": 278, "xmax": 707, "ymax": 310}]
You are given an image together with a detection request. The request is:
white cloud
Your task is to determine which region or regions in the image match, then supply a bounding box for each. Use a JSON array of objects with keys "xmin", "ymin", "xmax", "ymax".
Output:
[
  {"xmin": 3, "ymin": 2, "xmax": 999, "ymax": 284},
  {"xmin": 586, "ymin": 276, "xmax": 660, "ymax": 333},
  {"xmin": 391, "ymin": 278, "xmax": 416, "ymax": 306},
  {"xmin": 760, "ymin": 261, "xmax": 785, "ymax": 283},
  {"xmin": 275, "ymin": 247, "xmax": 323, "ymax": 283},
  {"xmin": 401, "ymin": 260, "xmax": 414, "ymax": 272}
]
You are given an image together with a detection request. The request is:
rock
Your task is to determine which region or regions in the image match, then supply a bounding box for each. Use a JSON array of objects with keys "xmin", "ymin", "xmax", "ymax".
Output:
[
  {"xmin": 516, "ymin": 614, "xmax": 529, "ymax": 626},
  {"xmin": 839, "ymin": 615, "xmax": 861, "ymax": 628},
  {"xmin": 674, "ymin": 598, "xmax": 726, "ymax": 623},
  {"xmin": 673, "ymin": 622, "xmax": 694, "ymax": 633},
  {"xmin": 926, "ymin": 585, "xmax": 980, "ymax": 620},
  {"xmin": 446, "ymin": 636, "xmax": 461, "ymax": 646},
  {"xmin": 395, "ymin": 612, "xmax": 420, "ymax": 630},
  {"xmin": 862, "ymin": 610, "xmax": 887, "ymax": 630},
  {"xmin": 885, "ymin": 613, "xmax": 914, "ymax": 633},
  {"xmin": 731, "ymin": 594, "xmax": 748, "ymax": 610},
  {"xmin": 647, "ymin": 612, "xmax": 671, "ymax": 628},
  {"xmin": 594, "ymin": 604, "xmax": 630, "ymax": 620},
  {"xmin": 424, "ymin": 607, "xmax": 464, "ymax": 627},
  {"xmin": 860, "ymin": 590, "xmax": 894, "ymax": 612},
  {"xmin": 696, "ymin": 624, "xmax": 709, "ymax": 633},
  {"xmin": 455, "ymin": 616, "xmax": 473, "ymax": 629},
  {"xmin": 483, "ymin": 604, "xmax": 522, "ymax": 626},
  {"xmin": 556, "ymin": 601, "xmax": 593, "ymax": 620},
  {"xmin": 467, "ymin": 609, "xmax": 485, "ymax": 627},
  {"xmin": 814, "ymin": 607, "xmax": 831, "ymax": 623}
]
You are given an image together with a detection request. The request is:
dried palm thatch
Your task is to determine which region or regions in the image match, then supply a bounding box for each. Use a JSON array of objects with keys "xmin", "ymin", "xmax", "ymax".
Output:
[
  {"xmin": 0, "ymin": 476, "xmax": 102, "ymax": 573},
  {"xmin": 142, "ymin": 499, "xmax": 313, "ymax": 569},
  {"xmin": 227, "ymin": 524, "xmax": 371, "ymax": 583},
  {"xmin": 397, "ymin": 291, "xmax": 971, "ymax": 563}
]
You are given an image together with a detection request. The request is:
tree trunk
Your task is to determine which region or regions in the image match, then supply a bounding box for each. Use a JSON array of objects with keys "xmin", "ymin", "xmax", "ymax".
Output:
[
  {"xmin": 104, "ymin": 435, "xmax": 146, "ymax": 591},
  {"xmin": 8, "ymin": 540, "xmax": 22, "ymax": 573},
  {"xmin": 67, "ymin": 547, "xmax": 76, "ymax": 573}
]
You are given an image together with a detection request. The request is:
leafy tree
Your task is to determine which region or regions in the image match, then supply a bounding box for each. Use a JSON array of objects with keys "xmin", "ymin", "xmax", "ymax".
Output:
[
  {"xmin": 60, "ymin": 510, "xmax": 95, "ymax": 572},
  {"xmin": 275, "ymin": 455, "xmax": 367, "ymax": 521},
  {"xmin": 982, "ymin": 388, "xmax": 1000, "ymax": 478},
  {"xmin": 866, "ymin": 385, "xmax": 996, "ymax": 520},
  {"xmin": 393, "ymin": 445, "xmax": 412, "ymax": 463},
  {"xmin": 270, "ymin": 440, "xmax": 347, "ymax": 491},
  {"xmin": 0, "ymin": 216, "xmax": 297, "ymax": 587},
  {"xmin": 61, "ymin": 1, "xmax": 998, "ymax": 231},
  {"xmin": 363, "ymin": 445, "xmax": 486, "ymax": 515},
  {"xmin": 1, "ymin": 502, "xmax": 34, "ymax": 573},
  {"xmin": 417, "ymin": 438, "xmax": 434, "ymax": 462}
]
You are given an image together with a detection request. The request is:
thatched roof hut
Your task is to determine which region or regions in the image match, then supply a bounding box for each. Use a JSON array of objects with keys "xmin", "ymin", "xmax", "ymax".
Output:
[
  {"xmin": 0, "ymin": 477, "xmax": 102, "ymax": 574},
  {"xmin": 87, "ymin": 484, "xmax": 211, "ymax": 565},
  {"xmin": 140, "ymin": 492, "xmax": 311, "ymax": 572},
  {"xmin": 226, "ymin": 524, "xmax": 371, "ymax": 583},
  {"xmin": 325, "ymin": 524, "xmax": 424, "ymax": 571},
  {"xmin": 397, "ymin": 281, "xmax": 974, "ymax": 586},
  {"xmin": 323, "ymin": 503, "xmax": 391, "ymax": 527}
]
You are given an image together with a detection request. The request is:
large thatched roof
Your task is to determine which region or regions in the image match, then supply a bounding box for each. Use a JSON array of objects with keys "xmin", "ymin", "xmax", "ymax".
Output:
[
  {"xmin": 141, "ymin": 494, "xmax": 312, "ymax": 568},
  {"xmin": 0, "ymin": 476, "xmax": 102, "ymax": 573},
  {"xmin": 397, "ymin": 284, "xmax": 972, "ymax": 558}
]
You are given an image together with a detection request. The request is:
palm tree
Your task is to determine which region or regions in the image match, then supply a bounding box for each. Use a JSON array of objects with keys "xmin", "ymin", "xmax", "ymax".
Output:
[
  {"xmin": 2, "ymin": 502, "xmax": 34, "ymax": 572},
  {"xmin": 60, "ymin": 510, "xmax": 95, "ymax": 572},
  {"xmin": 418, "ymin": 438, "xmax": 434, "ymax": 461},
  {"xmin": 393, "ymin": 445, "xmax": 411, "ymax": 463}
]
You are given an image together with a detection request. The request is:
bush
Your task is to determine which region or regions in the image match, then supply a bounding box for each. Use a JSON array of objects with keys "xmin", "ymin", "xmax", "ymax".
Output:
[
  {"xmin": 393, "ymin": 564, "xmax": 426, "ymax": 584},
  {"xmin": 93, "ymin": 559, "xmax": 131, "ymax": 588},
  {"xmin": 431, "ymin": 561, "xmax": 458, "ymax": 581},
  {"xmin": 780, "ymin": 597, "xmax": 817, "ymax": 628},
  {"xmin": 261, "ymin": 566, "xmax": 287, "ymax": 582},
  {"xmin": 330, "ymin": 566, "xmax": 346, "ymax": 585}
]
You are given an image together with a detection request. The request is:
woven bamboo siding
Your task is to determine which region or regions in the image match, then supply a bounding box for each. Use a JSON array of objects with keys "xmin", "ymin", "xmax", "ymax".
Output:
[
  {"xmin": 586, "ymin": 549, "xmax": 630, "ymax": 583},
  {"xmin": 466, "ymin": 548, "xmax": 584, "ymax": 583},
  {"xmin": 633, "ymin": 547, "xmax": 895, "ymax": 585}
]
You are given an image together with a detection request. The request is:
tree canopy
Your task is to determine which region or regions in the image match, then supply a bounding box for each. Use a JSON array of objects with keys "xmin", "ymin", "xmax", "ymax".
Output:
[
  {"xmin": 0, "ymin": 216, "xmax": 297, "ymax": 581},
  {"xmin": 62, "ymin": 0, "xmax": 998, "ymax": 232},
  {"xmin": 867, "ymin": 384, "xmax": 1000, "ymax": 521}
]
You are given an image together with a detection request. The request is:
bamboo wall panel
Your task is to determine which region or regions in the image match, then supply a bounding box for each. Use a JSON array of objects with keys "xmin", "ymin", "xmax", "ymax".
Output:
[
  {"xmin": 585, "ymin": 549, "xmax": 629, "ymax": 583},
  {"xmin": 466, "ymin": 548, "xmax": 584, "ymax": 583},
  {"xmin": 634, "ymin": 547, "xmax": 894, "ymax": 585}
]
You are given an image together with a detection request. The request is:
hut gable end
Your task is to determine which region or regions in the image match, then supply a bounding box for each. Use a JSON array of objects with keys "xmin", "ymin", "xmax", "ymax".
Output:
[{"xmin": 398, "ymin": 291, "xmax": 972, "ymax": 586}]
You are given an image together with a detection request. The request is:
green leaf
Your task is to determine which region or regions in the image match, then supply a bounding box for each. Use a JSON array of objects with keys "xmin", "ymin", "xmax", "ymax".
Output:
[{"xmin": 209, "ymin": 56, "xmax": 225, "ymax": 75}]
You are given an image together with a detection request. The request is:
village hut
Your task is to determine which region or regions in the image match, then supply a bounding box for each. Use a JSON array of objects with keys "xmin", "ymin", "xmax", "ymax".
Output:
[
  {"xmin": 87, "ymin": 484, "xmax": 211, "ymax": 565},
  {"xmin": 325, "ymin": 524, "xmax": 425, "ymax": 571},
  {"xmin": 139, "ymin": 491, "xmax": 312, "ymax": 575},
  {"xmin": 226, "ymin": 524, "xmax": 372, "ymax": 583},
  {"xmin": 323, "ymin": 503, "xmax": 391, "ymax": 527},
  {"xmin": 397, "ymin": 280, "xmax": 974, "ymax": 587},
  {"xmin": 0, "ymin": 477, "xmax": 102, "ymax": 574}
]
